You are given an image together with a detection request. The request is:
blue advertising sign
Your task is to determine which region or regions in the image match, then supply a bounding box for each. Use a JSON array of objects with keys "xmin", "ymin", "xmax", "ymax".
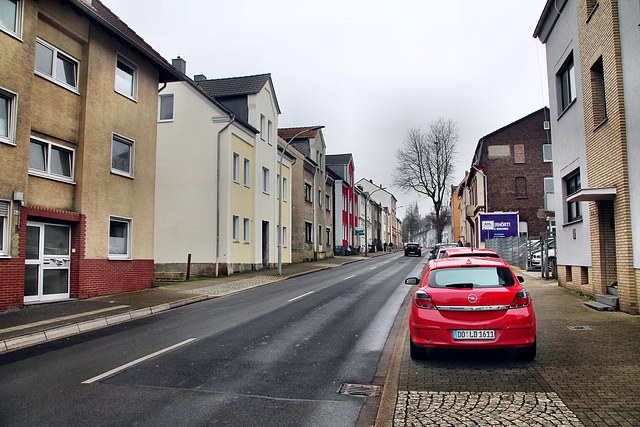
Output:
[{"xmin": 480, "ymin": 212, "xmax": 519, "ymax": 241}]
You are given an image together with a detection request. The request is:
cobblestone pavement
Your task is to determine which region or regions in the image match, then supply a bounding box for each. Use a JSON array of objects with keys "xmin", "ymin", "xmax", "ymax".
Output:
[{"xmin": 393, "ymin": 271, "xmax": 640, "ymax": 426}]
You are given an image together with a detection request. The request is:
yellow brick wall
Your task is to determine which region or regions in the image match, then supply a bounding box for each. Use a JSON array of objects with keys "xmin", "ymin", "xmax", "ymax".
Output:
[{"xmin": 576, "ymin": 0, "xmax": 636, "ymax": 313}]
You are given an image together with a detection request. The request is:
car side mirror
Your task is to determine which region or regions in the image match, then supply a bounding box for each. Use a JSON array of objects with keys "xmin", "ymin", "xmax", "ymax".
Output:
[
  {"xmin": 517, "ymin": 276, "xmax": 525, "ymax": 283},
  {"xmin": 405, "ymin": 277, "xmax": 420, "ymax": 286}
]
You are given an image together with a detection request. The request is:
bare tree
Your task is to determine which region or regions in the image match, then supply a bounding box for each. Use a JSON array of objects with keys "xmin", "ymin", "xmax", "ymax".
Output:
[
  {"xmin": 402, "ymin": 201, "xmax": 421, "ymax": 242},
  {"xmin": 394, "ymin": 118, "xmax": 458, "ymax": 243}
]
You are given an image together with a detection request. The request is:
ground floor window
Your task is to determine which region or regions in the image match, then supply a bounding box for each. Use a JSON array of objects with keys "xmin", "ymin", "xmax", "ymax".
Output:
[
  {"xmin": 109, "ymin": 216, "xmax": 131, "ymax": 259},
  {"xmin": 305, "ymin": 222, "xmax": 312, "ymax": 243}
]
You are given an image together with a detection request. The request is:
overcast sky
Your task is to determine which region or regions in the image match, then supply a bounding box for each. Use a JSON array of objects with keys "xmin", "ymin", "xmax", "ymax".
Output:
[{"xmin": 104, "ymin": 0, "xmax": 550, "ymax": 217}]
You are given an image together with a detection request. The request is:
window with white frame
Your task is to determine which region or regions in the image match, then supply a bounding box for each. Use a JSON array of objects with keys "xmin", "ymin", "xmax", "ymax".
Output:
[
  {"xmin": 544, "ymin": 177, "xmax": 554, "ymax": 211},
  {"xmin": 29, "ymin": 136, "xmax": 74, "ymax": 182},
  {"xmin": 111, "ymin": 133, "xmax": 134, "ymax": 177},
  {"xmin": 35, "ymin": 38, "xmax": 79, "ymax": 91},
  {"xmin": 277, "ymin": 173, "xmax": 280, "ymax": 199},
  {"xmin": 260, "ymin": 114, "xmax": 265, "ymax": 140},
  {"xmin": 557, "ymin": 54, "xmax": 576, "ymax": 113},
  {"xmin": 319, "ymin": 225, "xmax": 323, "ymax": 245},
  {"xmin": 326, "ymin": 228, "xmax": 331, "ymax": 246},
  {"xmin": 267, "ymin": 120, "xmax": 273, "ymax": 144},
  {"xmin": 0, "ymin": 87, "xmax": 17, "ymax": 145},
  {"xmin": 109, "ymin": 216, "xmax": 131, "ymax": 259},
  {"xmin": 326, "ymin": 194, "xmax": 330, "ymax": 211},
  {"xmin": 243, "ymin": 158, "xmax": 250, "ymax": 187},
  {"xmin": 0, "ymin": 0, "xmax": 23, "ymax": 37},
  {"xmin": 243, "ymin": 218, "xmax": 250, "ymax": 243},
  {"xmin": 115, "ymin": 54, "xmax": 137, "ymax": 100},
  {"xmin": 233, "ymin": 153, "xmax": 240, "ymax": 183},
  {"xmin": 262, "ymin": 167, "xmax": 270, "ymax": 194},
  {"xmin": 564, "ymin": 170, "xmax": 582, "ymax": 222},
  {"xmin": 232, "ymin": 215, "xmax": 240, "ymax": 242},
  {"xmin": 158, "ymin": 93, "xmax": 174, "ymax": 121},
  {"xmin": 318, "ymin": 189, "xmax": 322, "ymax": 207},
  {"xmin": 0, "ymin": 200, "xmax": 9, "ymax": 256},
  {"xmin": 283, "ymin": 226, "xmax": 288, "ymax": 247},
  {"xmin": 543, "ymin": 144, "xmax": 552, "ymax": 162},
  {"xmin": 282, "ymin": 177, "xmax": 288, "ymax": 202}
]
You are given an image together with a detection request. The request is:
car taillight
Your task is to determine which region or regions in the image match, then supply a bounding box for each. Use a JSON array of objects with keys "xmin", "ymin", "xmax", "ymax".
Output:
[
  {"xmin": 414, "ymin": 290, "xmax": 437, "ymax": 309},
  {"xmin": 510, "ymin": 289, "xmax": 531, "ymax": 308}
]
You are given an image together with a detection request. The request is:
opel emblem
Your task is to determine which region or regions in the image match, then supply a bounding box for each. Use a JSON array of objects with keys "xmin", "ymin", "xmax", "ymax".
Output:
[{"xmin": 468, "ymin": 294, "xmax": 478, "ymax": 304}]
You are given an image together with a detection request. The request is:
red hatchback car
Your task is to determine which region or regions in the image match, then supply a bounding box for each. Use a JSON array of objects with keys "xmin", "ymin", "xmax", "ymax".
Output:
[{"xmin": 405, "ymin": 257, "xmax": 536, "ymax": 361}]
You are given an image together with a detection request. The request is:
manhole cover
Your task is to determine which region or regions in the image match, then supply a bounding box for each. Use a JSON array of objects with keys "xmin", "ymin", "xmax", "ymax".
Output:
[
  {"xmin": 338, "ymin": 383, "xmax": 382, "ymax": 397},
  {"xmin": 567, "ymin": 325, "xmax": 592, "ymax": 330}
]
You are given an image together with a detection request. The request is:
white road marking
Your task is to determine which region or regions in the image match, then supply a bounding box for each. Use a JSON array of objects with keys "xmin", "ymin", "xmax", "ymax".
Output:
[
  {"xmin": 82, "ymin": 338, "xmax": 197, "ymax": 384},
  {"xmin": 343, "ymin": 275, "xmax": 356, "ymax": 280},
  {"xmin": 287, "ymin": 291, "xmax": 315, "ymax": 302}
]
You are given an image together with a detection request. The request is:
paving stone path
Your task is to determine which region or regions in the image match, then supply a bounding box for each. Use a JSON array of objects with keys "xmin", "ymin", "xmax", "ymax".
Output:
[{"xmin": 393, "ymin": 273, "xmax": 640, "ymax": 426}]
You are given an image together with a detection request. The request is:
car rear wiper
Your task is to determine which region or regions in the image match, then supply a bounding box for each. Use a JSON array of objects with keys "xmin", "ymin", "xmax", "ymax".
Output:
[{"xmin": 445, "ymin": 283, "xmax": 474, "ymax": 288}]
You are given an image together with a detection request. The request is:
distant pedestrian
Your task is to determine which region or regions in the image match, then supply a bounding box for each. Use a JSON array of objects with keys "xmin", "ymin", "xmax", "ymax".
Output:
[
  {"xmin": 384, "ymin": 242, "xmax": 388, "ymax": 252},
  {"xmin": 389, "ymin": 242, "xmax": 393, "ymax": 252}
]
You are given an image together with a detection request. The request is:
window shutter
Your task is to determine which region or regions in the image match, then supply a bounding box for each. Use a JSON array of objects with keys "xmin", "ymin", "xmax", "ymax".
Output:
[{"xmin": 0, "ymin": 201, "xmax": 9, "ymax": 217}]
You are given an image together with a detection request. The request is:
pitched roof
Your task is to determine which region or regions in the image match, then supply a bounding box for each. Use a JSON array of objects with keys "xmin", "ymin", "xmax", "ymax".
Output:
[
  {"xmin": 196, "ymin": 74, "xmax": 270, "ymax": 97},
  {"xmin": 326, "ymin": 153, "xmax": 353, "ymax": 164},
  {"xmin": 278, "ymin": 127, "xmax": 322, "ymax": 140},
  {"xmin": 67, "ymin": 0, "xmax": 182, "ymax": 83}
]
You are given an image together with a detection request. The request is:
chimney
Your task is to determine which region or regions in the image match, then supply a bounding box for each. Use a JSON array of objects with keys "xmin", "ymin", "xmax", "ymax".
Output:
[
  {"xmin": 194, "ymin": 74, "xmax": 207, "ymax": 82},
  {"xmin": 172, "ymin": 56, "xmax": 186, "ymax": 75}
]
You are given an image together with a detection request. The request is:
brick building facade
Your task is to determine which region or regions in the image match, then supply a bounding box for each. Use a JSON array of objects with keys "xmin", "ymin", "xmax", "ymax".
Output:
[{"xmin": 466, "ymin": 108, "xmax": 554, "ymax": 245}]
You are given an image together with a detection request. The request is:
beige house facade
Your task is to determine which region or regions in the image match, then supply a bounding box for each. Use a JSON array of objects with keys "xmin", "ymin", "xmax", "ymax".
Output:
[
  {"xmin": 0, "ymin": 0, "xmax": 181, "ymax": 311},
  {"xmin": 278, "ymin": 127, "xmax": 333, "ymax": 263}
]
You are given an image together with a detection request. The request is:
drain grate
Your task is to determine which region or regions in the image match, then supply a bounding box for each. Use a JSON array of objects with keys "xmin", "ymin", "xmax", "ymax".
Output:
[
  {"xmin": 567, "ymin": 325, "xmax": 592, "ymax": 330},
  {"xmin": 338, "ymin": 383, "xmax": 382, "ymax": 397}
]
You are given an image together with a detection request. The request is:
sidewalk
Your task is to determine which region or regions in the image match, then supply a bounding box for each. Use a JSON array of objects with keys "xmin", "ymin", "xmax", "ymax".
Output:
[
  {"xmin": 380, "ymin": 268, "xmax": 640, "ymax": 427},
  {"xmin": 0, "ymin": 253, "xmax": 389, "ymax": 353}
]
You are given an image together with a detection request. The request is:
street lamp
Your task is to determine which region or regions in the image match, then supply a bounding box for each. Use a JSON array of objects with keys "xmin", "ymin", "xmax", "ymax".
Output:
[
  {"xmin": 361, "ymin": 186, "xmax": 386, "ymax": 257},
  {"xmin": 278, "ymin": 125, "xmax": 325, "ymax": 275}
]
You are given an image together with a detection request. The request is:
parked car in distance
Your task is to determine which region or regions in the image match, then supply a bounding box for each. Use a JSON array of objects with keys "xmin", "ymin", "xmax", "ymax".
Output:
[
  {"xmin": 437, "ymin": 247, "xmax": 501, "ymax": 259},
  {"xmin": 530, "ymin": 240, "xmax": 556, "ymax": 269},
  {"xmin": 405, "ymin": 257, "xmax": 537, "ymax": 361},
  {"xmin": 405, "ymin": 242, "xmax": 422, "ymax": 257},
  {"xmin": 429, "ymin": 243, "xmax": 459, "ymax": 260}
]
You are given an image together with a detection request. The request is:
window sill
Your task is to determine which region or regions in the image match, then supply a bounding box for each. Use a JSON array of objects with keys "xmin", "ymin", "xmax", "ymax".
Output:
[
  {"xmin": 593, "ymin": 117, "xmax": 608, "ymax": 132},
  {"xmin": 557, "ymin": 99, "xmax": 577, "ymax": 120},
  {"xmin": 115, "ymin": 90, "xmax": 138, "ymax": 103},
  {"xmin": 0, "ymin": 26, "xmax": 22, "ymax": 42},
  {"xmin": 28, "ymin": 171, "xmax": 76, "ymax": 185},
  {"xmin": 586, "ymin": 2, "xmax": 599, "ymax": 23},
  {"xmin": 563, "ymin": 218, "xmax": 583, "ymax": 227},
  {"xmin": 0, "ymin": 139, "xmax": 16, "ymax": 147},
  {"xmin": 111, "ymin": 170, "xmax": 134, "ymax": 179},
  {"xmin": 108, "ymin": 256, "xmax": 132, "ymax": 261},
  {"xmin": 157, "ymin": 119, "xmax": 173, "ymax": 123},
  {"xmin": 35, "ymin": 71, "xmax": 80, "ymax": 96}
]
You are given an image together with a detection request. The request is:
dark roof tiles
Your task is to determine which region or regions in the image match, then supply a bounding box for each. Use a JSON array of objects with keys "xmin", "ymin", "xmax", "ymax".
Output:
[{"xmin": 196, "ymin": 74, "xmax": 272, "ymax": 98}]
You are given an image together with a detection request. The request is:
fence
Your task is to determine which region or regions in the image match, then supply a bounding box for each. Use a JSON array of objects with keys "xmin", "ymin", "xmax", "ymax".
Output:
[
  {"xmin": 484, "ymin": 236, "xmax": 528, "ymax": 270},
  {"xmin": 485, "ymin": 232, "xmax": 557, "ymax": 279}
]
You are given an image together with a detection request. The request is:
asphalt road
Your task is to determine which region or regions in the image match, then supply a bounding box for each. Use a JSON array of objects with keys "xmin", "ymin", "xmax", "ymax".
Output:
[{"xmin": 0, "ymin": 253, "xmax": 426, "ymax": 426}]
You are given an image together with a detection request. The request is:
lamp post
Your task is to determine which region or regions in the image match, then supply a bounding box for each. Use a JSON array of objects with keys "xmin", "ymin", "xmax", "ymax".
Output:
[
  {"xmin": 278, "ymin": 125, "xmax": 325, "ymax": 275},
  {"xmin": 362, "ymin": 186, "xmax": 385, "ymax": 257}
]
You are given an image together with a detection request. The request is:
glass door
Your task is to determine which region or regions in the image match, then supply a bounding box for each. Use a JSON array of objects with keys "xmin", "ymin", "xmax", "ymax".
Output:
[{"xmin": 24, "ymin": 222, "xmax": 71, "ymax": 303}]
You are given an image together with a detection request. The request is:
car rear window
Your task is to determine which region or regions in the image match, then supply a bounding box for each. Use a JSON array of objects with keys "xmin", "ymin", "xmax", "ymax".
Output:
[{"xmin": 427, "ymin": 267, "xmax": 515, "ymax": 288}]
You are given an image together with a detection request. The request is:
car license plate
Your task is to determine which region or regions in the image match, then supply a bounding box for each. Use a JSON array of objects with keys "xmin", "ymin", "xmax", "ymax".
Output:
[{"xmin": 453, "ymin": 330, "xmax": 495, "ymax": 340}]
